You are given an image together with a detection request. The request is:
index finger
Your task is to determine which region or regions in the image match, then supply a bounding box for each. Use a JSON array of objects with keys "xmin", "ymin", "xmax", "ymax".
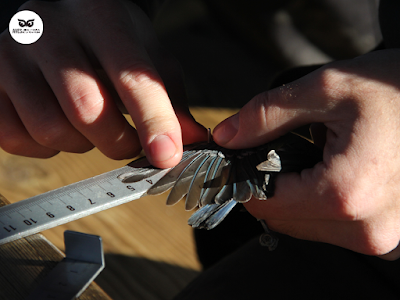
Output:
[{"xmin": 82, "ymin": 8, "xmax": 183, "ymax": 168}]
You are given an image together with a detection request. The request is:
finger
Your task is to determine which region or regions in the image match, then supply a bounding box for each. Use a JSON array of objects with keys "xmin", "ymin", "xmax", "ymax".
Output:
[
  {"xmin": 100, "ymin": 48, "xmax": 208, "ymax": 146},
  {"xmin": 1, "ymin": 63, "xmax": 96, "ymax": 154},
  {"xmin": 378, "ymin": 243, "xmax": 400, "ymax": 261},
  {"xmin": 245, "ymin": 153, "xmax": 374, "ymax": 222},
  {"xmin": 245, "ymin": 168, "xmax": 400, "ymax": 256},
  {"xmin": 149, "ymin": 49, "xmax": 208, "ymax": 145},
  {"xmin": 176, "ymin": 108, "xmax": 208, "ymax": 145},
  {"xmin": 82, "ymin": 7, "xmax": 183, "ymax": 168},
  {"xmin": 33, "ymin": 42, "xmax": 142, "ymax": 160},
  {"xmin": 262, "ymin": 218, "xmax": 373, "ymax": 255},
  {"xmin": 266, "ymin": 218, "xmax": 362, "ymax": 252},
  {"xmin": 0, "ymin": 90, "xmax": 59, "ymax": 158},
  {"xmin": 95, "ymin": 67, "xmax": 208, "ymax": 146},
  {"xmin": 0, "ymin": 34, "xmax": 93, "ymax": 155},
  {"xmin": 262, "ymin": 217, "xmax": 400, "ymax": 256},
  {"xmin": 245, "ymin": 154, "xmax": 400, "ymax": 255},
  {"xmin": 127, "ymin": 0, "xmax": 206, "ymax": 144},
  {"xmin": 244, "ymin": 168, "xmax": 329, "ymax": 221},
  {"xmin": 213, "ymin": 63, "xmax": 354, "ymax": 148}
]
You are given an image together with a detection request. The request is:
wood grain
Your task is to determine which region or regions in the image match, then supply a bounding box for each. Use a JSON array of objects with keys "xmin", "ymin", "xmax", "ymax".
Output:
[
  {"xmin": 0, "ymin": 193, "xmax": 112, "ymax": 300},
  {"xmin": 0, "ymin": 107, "xmax": 238, "ymax": 299}
]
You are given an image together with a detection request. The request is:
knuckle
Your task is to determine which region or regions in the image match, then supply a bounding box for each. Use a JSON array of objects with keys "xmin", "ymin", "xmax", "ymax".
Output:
[
  {"xmin": 102, "ymin": 142, "xmax": 142, "ymax": 160},
  {"xmin": 321, "ymin": 176, "xmax": 365, "ymax": 221},
  {"xmin": 0, "ymin": 134, "xmax": 58, "ymax": 158},
  {"xmin": 329, "ymin": 191, "xmax": 360, "ymax": 220},
  {"xmin": 139, "ymin": 113, "xmax": 176, "ymax": 132},
  {"xmin": 29, "ymin": 124, "xmax": 66, "ymax": 148},
  {"xmin": 30, "ymin": 124, "xmax": 93, "ymax": 154},
  {"xmin": 355, "ymin": 228, "xmax": 400, "ymax": 256},
  {"xmin": 322, "ymin": 167, "xmax": 381, "ymax": 222},
  {"xmin": 372, "ymin": 236, "xmax": 400, "ymax": 256},
  {"xmin": 69, "ymin": 91, "xmax": 105, "ymax": 126},
  {"xmin": 119, "ymin": 62, "xmax": 163, "ymax": 93},
  {"xmin": 0, "ymin": 134, "xmax": 26, "ymax": 155},
  {"xmin": 247, "ymin": 92, "xmax": 282, "ymax": 132},
  {"xmin": 317, "ymin": 65, "xmax": 353, "ymax": 100},
  {"xmin": 325, "ymin": 183, "xmax": 377, "ymax": 223}
]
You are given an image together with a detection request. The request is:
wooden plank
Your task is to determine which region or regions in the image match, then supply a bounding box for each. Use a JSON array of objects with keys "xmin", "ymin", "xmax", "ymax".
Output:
[{"xmin": 0, "ymin": 193, "xmax": 112, "ymax": 300}]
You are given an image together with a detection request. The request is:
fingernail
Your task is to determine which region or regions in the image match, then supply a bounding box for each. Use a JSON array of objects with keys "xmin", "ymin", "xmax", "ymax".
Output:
[
  {"xmin": 213, "ymin": 113, "xmax": 239, "ymax": 145},
  {"xmin": 150, "ymin": 135, "xmax": 177, "ymax": 162}
]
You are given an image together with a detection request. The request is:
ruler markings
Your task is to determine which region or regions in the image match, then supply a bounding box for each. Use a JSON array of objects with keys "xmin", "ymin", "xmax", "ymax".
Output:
[{"xmin": 0, "ymin": 162, "xmax": 169, "ymax": 245}]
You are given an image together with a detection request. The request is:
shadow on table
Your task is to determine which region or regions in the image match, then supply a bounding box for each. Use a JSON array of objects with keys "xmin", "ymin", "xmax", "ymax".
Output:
[{"xmin": 96, "ymin": 254, "xmax": 200, "ymax": 300}]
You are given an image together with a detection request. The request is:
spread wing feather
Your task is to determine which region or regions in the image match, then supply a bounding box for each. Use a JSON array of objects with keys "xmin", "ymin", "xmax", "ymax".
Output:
[{"xmin": 118, "ymin": 133, "xmax": 322, "ymax": 230}]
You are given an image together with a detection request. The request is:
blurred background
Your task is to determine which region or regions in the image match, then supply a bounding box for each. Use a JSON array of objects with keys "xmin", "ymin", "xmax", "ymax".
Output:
[{"xmin": 153, "ymin": 0, "xmax": 381, "ymax": 108}]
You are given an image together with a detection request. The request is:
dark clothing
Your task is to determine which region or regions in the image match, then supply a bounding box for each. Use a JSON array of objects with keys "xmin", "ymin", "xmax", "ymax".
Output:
[
  {"xmin": 176, "ymin": 235, "xmax": 400, "ymax": 299},
  {"xmin": 380, "ymin": 0, "xmax": 400, "ymax": 48},
  {"xmin": 0, "ymin": 0, "xmax": 162, "ymax": 32},
  {"xmin": 0, "ymin": 0, "xmax": 27, "ymax": 32}
]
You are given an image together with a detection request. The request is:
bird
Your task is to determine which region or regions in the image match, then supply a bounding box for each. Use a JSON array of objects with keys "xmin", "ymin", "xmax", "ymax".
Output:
[
  {"xmin": 118, "ymin": 130, "xmax": 322, "ymax": 225},
  {"xmin": 118, "ymin": 130, "xmax": 322, "ymax": 249}
]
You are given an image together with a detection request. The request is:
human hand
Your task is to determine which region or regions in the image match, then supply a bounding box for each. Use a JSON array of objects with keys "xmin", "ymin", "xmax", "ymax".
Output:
[
  {"xmin": 213, "ymin": 49, "xmax": 400, "ymax": 259},
  {"xmin": 0, "ymin": 0, "xmax": 206, "ymax": 168}
]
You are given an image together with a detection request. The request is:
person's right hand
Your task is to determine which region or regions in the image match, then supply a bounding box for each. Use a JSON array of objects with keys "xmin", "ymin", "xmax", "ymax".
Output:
[
  {"xmin": 213, "ymin": 49, "xmax": 400, "ymax": 259},
  {"xmin": 0, "ymin": 0, "xmax": 206, "ymax": 168}
]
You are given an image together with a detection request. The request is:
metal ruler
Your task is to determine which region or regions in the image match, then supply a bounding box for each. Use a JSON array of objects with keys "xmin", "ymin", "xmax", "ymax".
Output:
[
  {"xmin": 26, "ymin": 231, "xmax": 105, "ymax": 300},
  {"xmin": 0, "ymin": 157, "xmax": 169, "ymax": 246}
]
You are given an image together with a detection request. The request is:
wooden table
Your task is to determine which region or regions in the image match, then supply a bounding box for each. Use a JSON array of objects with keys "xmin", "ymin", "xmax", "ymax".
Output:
[{"xmin": 0, "ymin": 107, "xmax": 238, "ymax": 300}]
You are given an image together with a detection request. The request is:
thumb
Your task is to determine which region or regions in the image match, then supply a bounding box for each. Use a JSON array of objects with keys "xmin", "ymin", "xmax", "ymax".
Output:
[{"xmin": 213, "ymin": 66, "xmax": 344, "ymax": 149}]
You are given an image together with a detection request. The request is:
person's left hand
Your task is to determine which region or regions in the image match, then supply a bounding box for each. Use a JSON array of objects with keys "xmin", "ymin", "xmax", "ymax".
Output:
[
  {"xmin": 213, "ymin": 49, "xmax": 400, "ymax": 260},
  {"xmin": 0, "ymin": 0, "xmax": 207, "ymax": 168}
]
